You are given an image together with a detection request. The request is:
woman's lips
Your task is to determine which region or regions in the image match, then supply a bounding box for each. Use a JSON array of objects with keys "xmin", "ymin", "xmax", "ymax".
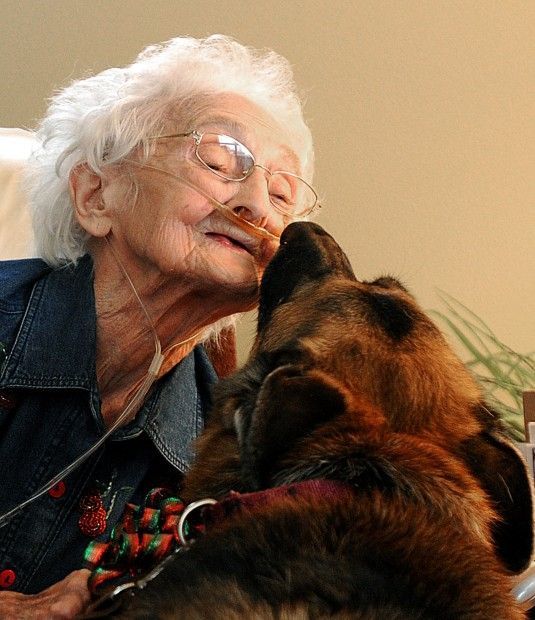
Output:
[{"xmin": 206, "ymin": 232, "xmax": 249, "ymax": 252}]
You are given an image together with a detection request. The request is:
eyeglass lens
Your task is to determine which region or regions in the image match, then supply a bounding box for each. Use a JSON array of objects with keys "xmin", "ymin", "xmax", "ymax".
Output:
[{"xmin": 195, "ymin": 133, "xmax": 315, "ymax": 216}]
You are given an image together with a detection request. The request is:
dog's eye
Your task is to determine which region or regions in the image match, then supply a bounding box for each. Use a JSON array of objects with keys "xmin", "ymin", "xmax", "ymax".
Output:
[
  {"xmin": 268, "ymin": 347, "xmax": 305, "ymax": 369},
  {"xmin": 234, "ymin": 406, "xmax": 245, "ymax": 445}
]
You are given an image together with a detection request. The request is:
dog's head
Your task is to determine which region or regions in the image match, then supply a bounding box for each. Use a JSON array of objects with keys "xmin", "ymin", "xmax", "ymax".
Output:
[{"xmin": 189, "ymin": 222, "xmax": 533, "ymax": 573}]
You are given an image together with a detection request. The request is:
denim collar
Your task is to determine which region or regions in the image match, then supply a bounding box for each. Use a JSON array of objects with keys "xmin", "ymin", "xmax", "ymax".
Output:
[
  {"xmin": 1, "ymin": 255, "xmax": 97, "ymax": 389},
  {"xmin": 0, "ymin": 255, "xmax": 216, "ymax": 472}
]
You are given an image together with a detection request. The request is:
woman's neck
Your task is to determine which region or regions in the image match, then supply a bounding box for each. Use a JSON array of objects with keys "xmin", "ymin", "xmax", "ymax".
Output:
[{"xmin": 90, "ymin": 249, "xmax": 225, "ymax": 429}]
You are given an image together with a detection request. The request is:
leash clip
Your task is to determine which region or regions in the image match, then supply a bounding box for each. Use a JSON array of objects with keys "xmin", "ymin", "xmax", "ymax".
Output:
[
  {"xmin": 82, "ymin": 551, "xmax": 183, "ymax": 618},
  {"xmin": 178, "ymin": 498, "xmax": 217, "ymax": 545}
]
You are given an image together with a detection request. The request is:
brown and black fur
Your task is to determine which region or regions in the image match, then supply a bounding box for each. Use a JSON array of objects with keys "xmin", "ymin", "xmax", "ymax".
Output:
[{"xmin": 118, "ymin": 222, "xmax": 533, "ymax": 619}]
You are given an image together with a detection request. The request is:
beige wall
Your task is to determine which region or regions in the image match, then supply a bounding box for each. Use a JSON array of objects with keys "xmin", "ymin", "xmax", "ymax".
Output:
[{"xmin": 1, "ymin": 0, "xmax": 533, "ymax": 361}]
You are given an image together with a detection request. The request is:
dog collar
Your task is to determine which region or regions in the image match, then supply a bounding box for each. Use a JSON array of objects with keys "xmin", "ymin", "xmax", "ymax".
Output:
[
  {"xmin": 83, "ymin": 479, "xmax": 355, "ymax": 617},
  {"xmin": 178, "ymin": 478, "xmax": 356, "ymax": 544}
]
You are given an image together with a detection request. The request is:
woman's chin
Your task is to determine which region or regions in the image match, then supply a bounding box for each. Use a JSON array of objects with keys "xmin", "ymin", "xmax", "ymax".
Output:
[{"xmin": 201, "ymin": 242, "xmax": 262, "ymax": 291}]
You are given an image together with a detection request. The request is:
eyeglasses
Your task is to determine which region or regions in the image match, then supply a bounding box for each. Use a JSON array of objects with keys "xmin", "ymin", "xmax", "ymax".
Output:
[{"xmin": 150, "ymin": 130, "xmax": 319, "ymax": 218}]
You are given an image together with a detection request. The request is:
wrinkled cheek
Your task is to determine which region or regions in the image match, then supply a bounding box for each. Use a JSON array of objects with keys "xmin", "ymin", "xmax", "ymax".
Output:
[
  {"xmin": 155, "ymin": 217, "xmax": 193, "ymax": 247},
  {"xmin": 138, "ymin": 220, "xmax": 195, "ymax": 271},
  {"xmin": 180, "ymin": 201, "xmax": 214, "ymax": 224}
]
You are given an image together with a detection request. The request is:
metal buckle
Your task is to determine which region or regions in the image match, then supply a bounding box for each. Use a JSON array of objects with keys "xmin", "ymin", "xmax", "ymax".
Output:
[
  {"xmin": 82, "ymin": 581, "xmax": 136, "ymax": 618},
  {"xmin": 82, "ymin": 551, "xmax": 183, "ymax": 618},
  {"xmin": 177, "ymin": 498, "xmax": 217, "ymax": 545}
]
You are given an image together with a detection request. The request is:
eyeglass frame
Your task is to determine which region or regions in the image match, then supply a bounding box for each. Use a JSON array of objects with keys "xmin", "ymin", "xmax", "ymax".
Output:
[{"xmin": 148, "ymin": 129, "xmax": 320, "ymax": 218}]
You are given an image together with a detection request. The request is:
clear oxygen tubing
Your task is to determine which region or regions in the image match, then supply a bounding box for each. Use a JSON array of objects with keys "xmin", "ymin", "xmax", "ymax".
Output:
[
  {"xmin": 0, "ymin": 165, "xmax": 275, "ymax": 529},
  {"xmin": 512, "ymin": 563, "xmax": 535, "ymax": 610},
  {"xmin": 0, "ymin": 245, "xmax": 165, "ymax": 528},
  {"xmin": 124, "ymin": 159, "xmax": 281, "ymax": 243}
]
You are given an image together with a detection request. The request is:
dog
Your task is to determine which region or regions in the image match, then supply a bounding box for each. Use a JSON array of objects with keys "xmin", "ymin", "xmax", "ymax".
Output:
[{"xmin": 111, "ymin": 221, "xmax": 533, "ymax": 619}]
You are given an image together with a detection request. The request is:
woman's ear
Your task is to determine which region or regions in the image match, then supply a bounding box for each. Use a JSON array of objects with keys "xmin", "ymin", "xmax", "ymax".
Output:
[{"xmin": 69, "ymin": 164, "xmax": 112, "ymax": 237}]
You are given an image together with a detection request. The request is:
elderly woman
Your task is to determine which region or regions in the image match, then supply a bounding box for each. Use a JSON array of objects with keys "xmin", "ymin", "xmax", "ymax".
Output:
[{"xmin": 0, "ymin": 35, "xmax": 316, "ymax": 616}]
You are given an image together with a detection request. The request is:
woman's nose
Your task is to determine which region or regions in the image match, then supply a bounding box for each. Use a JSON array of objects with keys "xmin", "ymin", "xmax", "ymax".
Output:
[{"xmin": 229, "ymin": 168, "xmax": 271, "ymax": 227}]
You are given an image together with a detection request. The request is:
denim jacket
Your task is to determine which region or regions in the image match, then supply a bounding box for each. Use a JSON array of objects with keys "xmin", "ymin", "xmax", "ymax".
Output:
[{"xmin": 0, "ymin": 255, "xmax": 217, "ymax": 593}]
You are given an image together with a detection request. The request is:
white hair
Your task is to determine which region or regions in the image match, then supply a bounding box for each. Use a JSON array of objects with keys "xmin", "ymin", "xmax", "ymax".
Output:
[{"xmin": 25, "ymin": 34, "xmax": 314, "ymax": 267}]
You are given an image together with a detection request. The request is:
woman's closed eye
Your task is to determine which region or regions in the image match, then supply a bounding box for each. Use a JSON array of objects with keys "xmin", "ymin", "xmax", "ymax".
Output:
[
  {"xmin": 269, "ymin": 174, "xmax": 297, "ymax": 208},
  {"xmin": 199, "ymin": 144, "xmax": 235, "ymax": 175}
]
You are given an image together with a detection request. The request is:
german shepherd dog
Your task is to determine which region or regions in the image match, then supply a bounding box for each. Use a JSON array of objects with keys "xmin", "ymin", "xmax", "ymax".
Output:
[{"xmin": 116, "ymin": 222, "xmax": 533, "ymax": 619}]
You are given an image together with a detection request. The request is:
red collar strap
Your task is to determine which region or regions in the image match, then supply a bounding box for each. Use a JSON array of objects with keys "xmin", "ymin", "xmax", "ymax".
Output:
[{"xmin": 202, "ymin": 479, "xmax": 356, "ymax": 529}]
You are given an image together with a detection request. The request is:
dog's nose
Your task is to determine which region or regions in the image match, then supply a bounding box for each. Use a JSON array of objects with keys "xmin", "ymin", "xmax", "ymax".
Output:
[
  {"xmin": 279, "ymin": 222, "xmax": 357, "ymax": 282},
  {"xmin": 280, "ymin": 221, "xmax": 326, "ymax": 245},
  {"xmin": 258, "ymin": 222, "xmax": 357, "ymax": 332}
]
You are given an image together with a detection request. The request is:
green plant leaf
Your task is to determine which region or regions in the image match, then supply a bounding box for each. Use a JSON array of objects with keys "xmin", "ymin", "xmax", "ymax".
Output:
[{"xmin": 432, "ymin": 292, "xmax": 534, "ymax": 441}]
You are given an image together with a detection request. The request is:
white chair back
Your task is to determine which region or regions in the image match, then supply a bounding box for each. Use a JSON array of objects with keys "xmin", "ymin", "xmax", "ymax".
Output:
[{"xmin": 0, "ymin": 128, "xmax": 36, "ymax": 260}]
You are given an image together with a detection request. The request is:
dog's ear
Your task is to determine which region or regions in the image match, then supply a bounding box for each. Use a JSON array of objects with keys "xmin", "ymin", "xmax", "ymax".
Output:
[
  {"xmin": 240, "ymin": 366, "xmax": 349, "ymax": 488},
  {"xmin": 458, "ymin": 428, "xmax": 533, "ymax": 573}
]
